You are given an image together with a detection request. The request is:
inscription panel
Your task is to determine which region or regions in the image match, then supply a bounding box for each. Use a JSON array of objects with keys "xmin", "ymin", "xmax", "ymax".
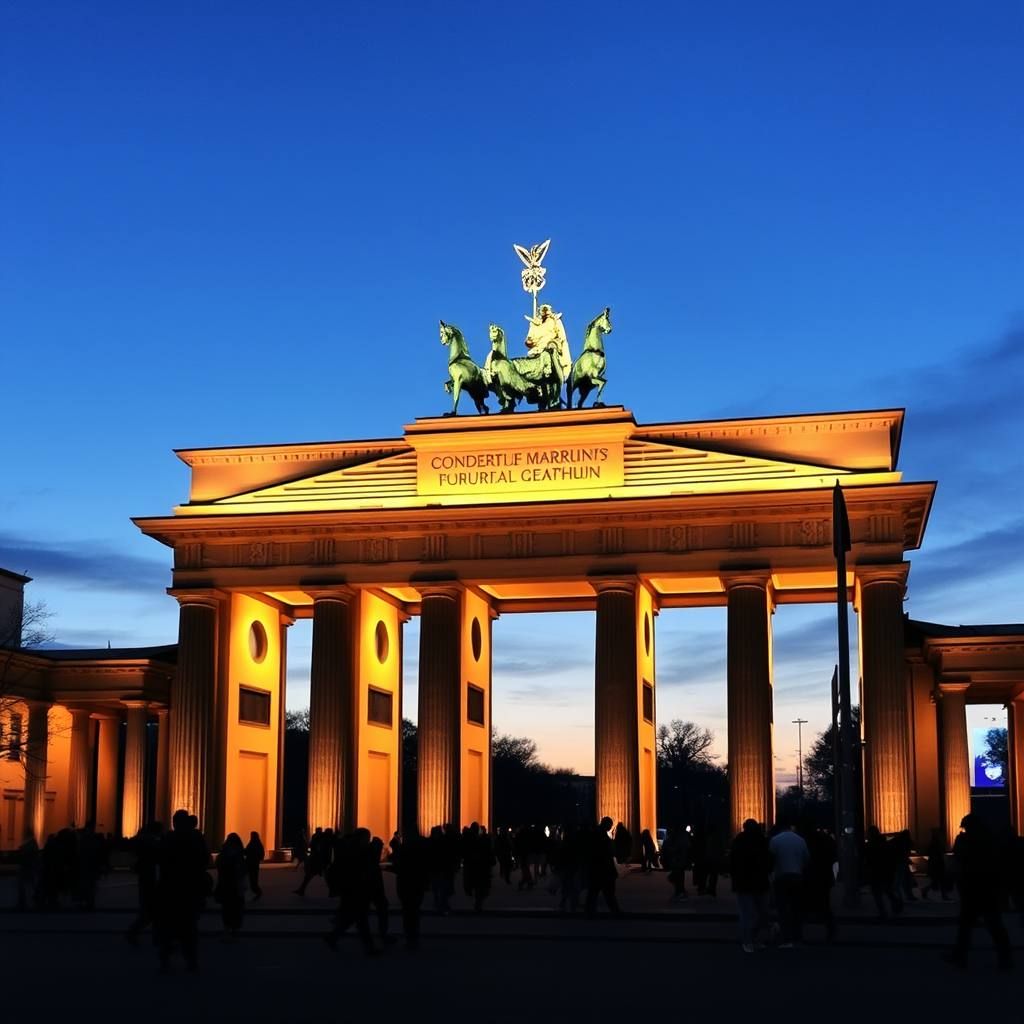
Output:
[{"xmin": 417, "ymin": 441, "xmax": 624, "ymax": 498}]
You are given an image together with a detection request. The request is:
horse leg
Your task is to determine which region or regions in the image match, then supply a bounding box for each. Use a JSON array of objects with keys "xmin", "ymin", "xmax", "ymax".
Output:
[
  {"xmin": 593, "ymin": 377, "xmax": 607, "ymax": 407},
  {"xmin": 446, "ymin": 376, "xmax": 462, "ymax": 416},
  {"xmin": 576, "ymin": 381, "xmax": 592, "ymax": 409}
]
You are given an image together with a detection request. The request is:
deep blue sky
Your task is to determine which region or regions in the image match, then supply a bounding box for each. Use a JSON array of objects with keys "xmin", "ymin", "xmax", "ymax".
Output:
[{"xmin": 3, "ymin": 2, "xmax": 1022, "ymax": 776}]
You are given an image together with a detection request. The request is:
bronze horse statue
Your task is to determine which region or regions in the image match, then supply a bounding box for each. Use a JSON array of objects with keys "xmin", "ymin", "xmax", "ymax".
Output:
[
  {"xmin": 485, "ymin": 324, "xmax": 564, "ymax": 413},
  {"xmin": 439, "ymin": 320, "xmax": 490, "ymax": 415},
  {"xmin": 568, "ymin": 307, "xmax": 612, "ymax": 408}
]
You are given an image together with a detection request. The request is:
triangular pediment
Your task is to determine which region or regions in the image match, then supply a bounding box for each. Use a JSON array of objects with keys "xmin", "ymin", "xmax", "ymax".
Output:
[{"xmin": 176, "ymin": 430, "xmax": 897, "ymax": 514}]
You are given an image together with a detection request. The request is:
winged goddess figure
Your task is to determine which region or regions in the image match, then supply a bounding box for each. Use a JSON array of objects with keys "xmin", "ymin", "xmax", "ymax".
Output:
[{"xmin": 513, "ymin": 238, "xmax": 551, "ymax": 319}]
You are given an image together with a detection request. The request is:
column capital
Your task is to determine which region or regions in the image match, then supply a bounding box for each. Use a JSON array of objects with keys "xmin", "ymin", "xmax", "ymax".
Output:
[
  {"xmin": 308, "ymin": 586, "xmax": 356, "ymax": 605},
  {"xmin": 591, "ymin": 576, "xmax": 638, "ymax": 597},
  {"xmin": 722, "ymin": 571, "xmax": 775, "ymax": 607},
  {"xmin": 938, "ymin": 681, "xmax": 971, "ymax": 697},
  {"xmin": 169, "ymin": 588, "xmax": 224, "ymax": 610},
  {"xmin": 418, "ymin": 583, "xmax": 463, "ymax": 602},
  {"xmin": 855, "ymin": 563, "xmax": 909, "ymax": 590},
  {"xmin": 121, "ymin": 699, "xmax": 151, "ymax": 711}
]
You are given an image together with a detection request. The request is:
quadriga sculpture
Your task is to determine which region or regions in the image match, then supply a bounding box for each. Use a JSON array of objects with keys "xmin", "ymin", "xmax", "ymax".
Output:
[
  {"xmin": 568, "ymin": 307, "xmax": 612, "ymax": 408},
  {"xmin": 485, "ymin": 324, "xmax": 564, "ymax": 413},
  {"xmin": 439, "ymin": 320, "xmax": 490, "ymax": 415}
]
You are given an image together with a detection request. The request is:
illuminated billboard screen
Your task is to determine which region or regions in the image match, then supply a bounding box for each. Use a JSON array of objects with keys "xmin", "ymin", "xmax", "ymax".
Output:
[{"xmin": 970, "ymin": 727, "xmax": 1006, "ymax": 789}]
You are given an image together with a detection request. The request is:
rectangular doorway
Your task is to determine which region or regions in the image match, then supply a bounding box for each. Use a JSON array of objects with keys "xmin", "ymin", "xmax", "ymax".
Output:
[
  {"xmin": 237, "ymin": 751, "xmax": 268, "ymax": 844},
  {"xmin": 366, "ymin": 751, "xmax": 391, "ymax": 841}
]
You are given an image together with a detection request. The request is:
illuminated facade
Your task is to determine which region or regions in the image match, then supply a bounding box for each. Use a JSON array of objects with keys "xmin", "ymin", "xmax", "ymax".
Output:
[{"xmin": 5, "ymin": 406, "xmax": 1022, "ymax": 850}]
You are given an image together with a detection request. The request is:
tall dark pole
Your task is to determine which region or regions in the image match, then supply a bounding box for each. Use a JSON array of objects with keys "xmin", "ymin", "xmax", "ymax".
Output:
[
  {"xmin": 833, "ymin": 481, "xmax": 859, "ymax": 907},
  {"xmin": 830, "ymin": 666, "xmax": 841, "ymax": 843}
]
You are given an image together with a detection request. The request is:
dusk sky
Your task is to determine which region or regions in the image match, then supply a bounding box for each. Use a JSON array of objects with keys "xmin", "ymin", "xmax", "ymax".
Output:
[{"xmin": 3, "ymin": 3, "xmax": 1021, "ymax": 781}]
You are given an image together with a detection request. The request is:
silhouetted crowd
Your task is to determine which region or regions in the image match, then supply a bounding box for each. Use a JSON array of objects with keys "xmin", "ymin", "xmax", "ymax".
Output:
[{"xmin": 10, "ymin": 808, "xmax": 1024, "ymax": 971}]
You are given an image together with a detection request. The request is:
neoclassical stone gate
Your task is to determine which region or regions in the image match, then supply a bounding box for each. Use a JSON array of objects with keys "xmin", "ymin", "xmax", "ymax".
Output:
[{"xmin": 135, "ymin": 406, "xmax": 941, "ymax": 845}]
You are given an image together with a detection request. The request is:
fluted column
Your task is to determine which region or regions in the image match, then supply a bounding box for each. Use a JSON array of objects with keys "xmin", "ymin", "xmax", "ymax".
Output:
[
  {"xmin": 1009, "ymin": 696, "xmax": 1024, "ymax": 837},
  {"xmin": 418, "ymin": 586, "xmax": 462, "ymax": 834},
  {"xmin": 594, "ymin": 579, "xmax": 641, "ymax": 839},
  {"xmin": 67, "ymin": 708, "xmax": 92, "ymax": 828},
  {"xmin": 94, "ymin": 715, "xmax": 120, "ymax": 835},
  {"xmin": 726, "ymin": 575, "xmax": 775, "ymax": 835},
  {"xmin": 938, "ymin": 683, "xmax": 971, "ymax": 849},
  {"xmin": 24, "ymin": 701, "xmax": 50, "ymax": 844},
  {"xmin": 307, "ymin": 591, "xmax": 355, "ymax": 832},
  {"xmin": 169, "ymin": 594, "xmax": 220, "ymax": 834},
  {"xmin": 857, "ymin": 566, "xmax": 912, "ymax": 834},
  {"xmin": 155, "ymin": 707, "xmax": 170, "ymax": 826},
  {"xmin": 121, "ymin": 702, "xmax": 149, "ymax": 838}
]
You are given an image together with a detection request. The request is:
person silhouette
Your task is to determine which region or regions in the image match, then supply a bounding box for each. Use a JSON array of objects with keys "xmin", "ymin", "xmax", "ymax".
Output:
[
  {"xmin": 585, "ymin": 817, "xmax": 622, "ymax": 917},
  {"xmin": 155, "ymin": 809, "xmax": 210, "ymax": 972},
  {"xmin": 125, "ymin": 820, "xmax": 163, "ymax": 944},
  {"xmin": 244, "ymin": 831, "xmax": 264, "ymax": 899},
  {"xmin": 392, "ymin": 829, "xmax": 430, "ymax": 950},
  {"xmin": 324, "ymin": 829, "xmax": 376, "ymax": 956},
  {"xmin": 949, "ymin": 813, "xmax": 1012, "ymax": 970},
  {"xmin": 215, "ymin": 833, "xmax": 247, "ymax": 941},
  {"xmin": 730, "ymin": 818, "xmax": 771, "ymax": 953}
]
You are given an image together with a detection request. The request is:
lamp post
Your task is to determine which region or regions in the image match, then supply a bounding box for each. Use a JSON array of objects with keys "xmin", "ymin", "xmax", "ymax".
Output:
[{"xmin": 792, "ymin": 718, "xmax": 808, "ymax": 799}]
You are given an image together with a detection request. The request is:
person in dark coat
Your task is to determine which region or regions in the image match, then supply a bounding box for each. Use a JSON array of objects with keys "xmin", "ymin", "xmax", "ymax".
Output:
[
  {"xmin": 613, "ymin": 822, "xmax": 633, "ymax": 866},
  {"xmin": 244, "ymin": 831, "xmax": 264, "ymax": 899},
  {"xmin": 864, "ymin": 826, "xmax": 901, "ymax": 919},
  {"xmin": 639, "ymin": 829, "xmax": 659, "ymax": 874},
  {"xmin": 494, "ymin": 827, "xmax": 514, "ymax": 885},
  {"xmin": 125, "ymin": 820, "xmax": 163, "ymax": 943},
  {"xmin": 585, "ymin": 817, "xmax": 622, "ymax": 917},
  {"xmin": 392, "ymin": 830, "xmax": 430, "ymax": 950},
  {"xmin": 155, "ymin": 809, "xmax": 210, "ymax": 971},
  {"xmin": 463, "ymin": 822, "xmax": 494, "ymax": 912},
  {"xmin": 324, "ymin": 829, "xmax": 376, "ymax": 955},
  {"xmin": 949, "ymin": 814, "xmax": 1012, "ymax": 969},
  {"xmin": 368, "ymin": 836, "xmax": 391, "ymax": 943},
  {"xmin": 730, "ymin": 819, "xmax": 771, "ymax": 952},
  {"xmin": 920, "ymin": 827, "xmax": 952, "ymax": 900},
  {"xmin": 215, "ymin": 833, "xmax": 247, "ymax": 940},
  {"xmin": 804, "ymin": 825, "xmax": 837, "ymax": 941}
]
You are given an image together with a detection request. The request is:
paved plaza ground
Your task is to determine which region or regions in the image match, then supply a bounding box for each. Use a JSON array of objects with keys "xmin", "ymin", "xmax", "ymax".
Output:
[{"xmin": 1, "ymin": 865, "xmax": 1020, "ymax": 1020}]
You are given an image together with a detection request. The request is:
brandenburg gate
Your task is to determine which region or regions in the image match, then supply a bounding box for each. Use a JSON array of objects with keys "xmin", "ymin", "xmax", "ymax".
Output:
[{"xmin": 133, "ymin": 404, "xmax": 936, "ymax": 844}]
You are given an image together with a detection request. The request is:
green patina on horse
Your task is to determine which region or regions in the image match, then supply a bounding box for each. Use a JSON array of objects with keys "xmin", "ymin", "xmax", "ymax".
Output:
[
  {"xmin": 485, "ymin": 324, "xmax": 564, "ymax": 413},
  {"xmin": 440, "ymin": 320, "xmax": 490, "ymax": 415},
  {"xmin": 568, "ymin": 307, "xmax": 612, "ymax": 408}
]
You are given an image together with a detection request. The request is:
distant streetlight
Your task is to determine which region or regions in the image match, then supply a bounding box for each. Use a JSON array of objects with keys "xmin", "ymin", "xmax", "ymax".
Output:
[{"xmin": 792, "ymin": 718, "xmax": 808, "ymax": 798}]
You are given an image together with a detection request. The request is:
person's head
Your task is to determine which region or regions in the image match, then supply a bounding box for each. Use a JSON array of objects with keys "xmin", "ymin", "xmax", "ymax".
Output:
[
  {"xmin": 354, "ymin": 827, "xmax": 371, "ymax": 847},
  {"xmin": 224, "ymin": 832, "xmax": 242, "ymax": 851},
  {"xmin": 742, "ymin": 818, "xmax": 761, "ymax": 836},
  {"xmin": 172, "ymin": 809, "xmax": 191, "ymax": 831},
  {"xmin": 539, "ymin": 303, "xmax": 552, "ymax": 319},
  {"xmin": 250, "ymin": 831, "xmax": 260, "ymax": 843},
  {"xmin": 599, "ymin": 816, "xmax": 613, "ymax": 832}
]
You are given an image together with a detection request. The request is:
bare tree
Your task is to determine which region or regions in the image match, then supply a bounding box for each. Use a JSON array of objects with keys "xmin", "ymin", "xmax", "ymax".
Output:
[
  {"xmin": 0, "ymin": 599, "xmax": 55, "ymax": 766},
  {"xmin": 656, "ymin": 719, "xmax": 715, "ymax": 770}
]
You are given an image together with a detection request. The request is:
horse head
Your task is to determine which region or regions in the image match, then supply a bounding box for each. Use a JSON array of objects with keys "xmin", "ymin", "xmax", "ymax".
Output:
[
  {"xmin": 595, "ymin": 306, "xmax": 612, "ymax": 335},
  {"xmin": 488, "ymin": 323, "xmax": 508, "ymax": 355}
]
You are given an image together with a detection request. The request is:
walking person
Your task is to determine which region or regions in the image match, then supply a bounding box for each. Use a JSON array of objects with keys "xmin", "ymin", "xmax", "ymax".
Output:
[
  {"xmin": 613, "ymin": 821, "xmax": 632, "ymax": 867},
  {"xmin": 805, "ymin": 825, "xmax": 837, "ymax": 941},
  {"xmin": 730, "ymin": 819, "xmax": 771, "ymax": 953},
  {"xmin": 949, "ymin": 814, "xmax": 1012, "ymax": 970},
  {"xmin": 15, "ymin": 831, "xmax": 39, "ymax": 911},
  {"xmin": 769, "ymin": 821, "xmax": 809, "ymax": 948},
  {"xmin": 639, "ymin": 829, "xmax": 659, "ymax": 874},
  {"xmin": 324, "ymin": 829, "xmax": 376, "ymax": 956},
  {"xmin": 125, "ymin": 821, "xmax": 163, "ymax": 944},
  {"xmin": 585, "ymin": 817, "xmax": 622, "ymax": 917},
  {"xmin": 155, "ymin": 809, "xmax": 210, "ymax": 972},
  {"xmin": 865, "ymin": 826, "xmax": 901, "ymax": 919},
  {"xmin": 661, "ymin": 826, "xmax": 690, "ymax": 902},
  {"xmin": 920, "ymin": 827, "xmax": 952, "ymax": 901},
  {"xmin": 215, "ymin": 833, "xmax": 247, "ymax": 941},
  {"xmin": 244, "ymin": 831, "xmax": 265, "ymax": 900},
  {"xmin": 393, "ymin": 830, "xmax": 429, "ymax": 950}
]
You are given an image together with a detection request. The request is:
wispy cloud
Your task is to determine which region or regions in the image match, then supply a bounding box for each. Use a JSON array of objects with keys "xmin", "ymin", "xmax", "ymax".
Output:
[{"xmin": 0, "ymin": 532, "xmax": 170, "ymax": 596}]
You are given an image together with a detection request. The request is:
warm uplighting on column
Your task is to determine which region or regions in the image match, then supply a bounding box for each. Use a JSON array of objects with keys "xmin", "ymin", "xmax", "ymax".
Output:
[
  {"xmin": 121, "ymin": 702, "xmax": 149, "ymax": 839},
  {"xmin": 24, "ymin": 701, "xmax": 50, "ymax": 844},
  {"xmin": 169, "ymin": 593, "xmax": 221, "ymax": 834},
  {"xmin": 67, "ymin": 708, "xmax": 92, "ymax": 828},
  {"xmin": 856, "ymin": 565, "xmax": 912, "ymax": 835},
  {"xmin": 725, "ymin": 574, "xmax": 775, "ymax": 836},
  {"xmin": 1009, "ymin": 697, "xmax": 1024, "ymax": 838},
  {"xmin": 593, "ymin": 578, "xmax": 641, "ymax": 838},
  {"xmin": 937, "ymin": 683, "xmax": 971, "ymax": 849},
  {"xmin": 155, "ymin": 707, "xmax": 171, "ymax": 826},
  {"xmin": 417, "ymin": 585, "xmax": 462, "ymax": 835},
  {"xmin": 307, "ymin": 590, "xmax": 355, "ymax": 832}
]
